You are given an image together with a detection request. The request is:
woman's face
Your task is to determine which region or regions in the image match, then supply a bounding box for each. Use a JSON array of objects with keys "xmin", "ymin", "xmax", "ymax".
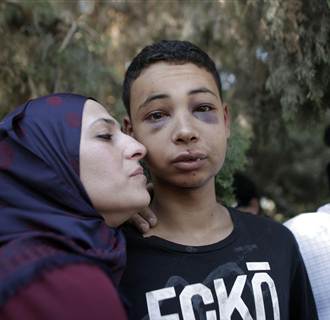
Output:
[{"xmin": 80, "ymin": 100, "xmax": 150, "ymax": 227}]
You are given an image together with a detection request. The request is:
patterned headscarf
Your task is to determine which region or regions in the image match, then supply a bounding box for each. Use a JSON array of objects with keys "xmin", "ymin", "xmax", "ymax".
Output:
[{"xmin": 0, "ymin": 93, "xmax": 126, "ymax": 305}]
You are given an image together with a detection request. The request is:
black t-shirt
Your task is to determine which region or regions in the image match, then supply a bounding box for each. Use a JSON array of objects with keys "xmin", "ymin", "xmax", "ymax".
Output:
[{"xmin": 120, "ymin": 208, "xmax": 318, "ymax": 320}]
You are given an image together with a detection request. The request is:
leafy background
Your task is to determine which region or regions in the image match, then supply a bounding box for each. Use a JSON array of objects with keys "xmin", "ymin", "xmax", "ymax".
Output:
[{"xmin": 1, "ymin": 0, "xmax": 329, "ymax": 219}]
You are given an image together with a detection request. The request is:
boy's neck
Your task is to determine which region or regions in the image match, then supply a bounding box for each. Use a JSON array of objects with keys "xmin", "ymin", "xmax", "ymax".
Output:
[{"xmin": 144, "ymin": 179, "xmax": 233, "ymax": 246}]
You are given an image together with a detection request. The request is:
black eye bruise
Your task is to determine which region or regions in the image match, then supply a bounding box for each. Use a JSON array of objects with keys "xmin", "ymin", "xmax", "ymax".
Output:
[{"xmin": 194, "ymin": 111, "xmax": 219, "ymax": 124}]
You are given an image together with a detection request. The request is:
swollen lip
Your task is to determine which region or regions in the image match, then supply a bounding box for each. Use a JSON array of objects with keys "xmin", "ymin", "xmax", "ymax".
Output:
[{"xmin": 172, "ymin": 158, "xmax": 206, "ymax": 171}]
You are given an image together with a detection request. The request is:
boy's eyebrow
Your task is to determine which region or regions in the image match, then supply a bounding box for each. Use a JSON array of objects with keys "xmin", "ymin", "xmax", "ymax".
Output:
[
  {"xmin": 138, "ymin": 87, "xmax": 217, "ymax": 111},
  {"xmin": 188, "ymin": 87, "xmax": 217, "ymax": 97},
  {"xmin": 138, "ymin": 93, "xmax": 169, "ymax": 111}
]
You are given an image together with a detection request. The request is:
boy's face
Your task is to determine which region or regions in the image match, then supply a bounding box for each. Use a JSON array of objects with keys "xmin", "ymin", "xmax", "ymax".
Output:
[{"xmin": 124, "ymin": 62, "xmax": 230, "ymax": 189}]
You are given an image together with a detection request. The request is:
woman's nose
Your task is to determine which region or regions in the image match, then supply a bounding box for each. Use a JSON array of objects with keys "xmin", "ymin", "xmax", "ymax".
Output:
[{"xmin": 124, "ymin": 134, "xmax": 147, "ymax": 160}]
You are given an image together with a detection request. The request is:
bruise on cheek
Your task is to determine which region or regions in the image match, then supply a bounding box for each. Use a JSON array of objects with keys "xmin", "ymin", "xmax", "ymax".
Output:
[
  {"xmin": 145, "ymin": 117, "xmax": 169, "ymax": 130},
  {"xmin": 149, "ymin": 122, "xmax": 166, "ymax": 130},
  {"xmin": 195, "ymin": 112, "xmax": 219, "ymax": 124}
]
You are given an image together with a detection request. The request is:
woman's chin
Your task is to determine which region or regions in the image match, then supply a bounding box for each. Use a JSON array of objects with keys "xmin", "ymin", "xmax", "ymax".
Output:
[
  {"xmin": 101, "ymin": 192, "xmax": 151, "ymax": 227},
  {"xmin": 128, "ymin": 190, "xmax": 151, "ymax": 212}
]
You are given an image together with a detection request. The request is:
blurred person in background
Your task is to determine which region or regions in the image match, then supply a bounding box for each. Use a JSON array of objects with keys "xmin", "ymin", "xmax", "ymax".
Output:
[
  {"xmin": 233, "ymin": 172, "xmax": 261, "ymax": 215},
  {"xmin": 284, "ymin": 124, "xmax": 330, "ymax": 320}
]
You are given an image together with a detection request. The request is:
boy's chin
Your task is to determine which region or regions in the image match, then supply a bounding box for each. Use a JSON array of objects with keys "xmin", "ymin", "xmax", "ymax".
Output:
[{"xmin": 161, "ymin": 175, "xmax": 214, "ymax": 190}]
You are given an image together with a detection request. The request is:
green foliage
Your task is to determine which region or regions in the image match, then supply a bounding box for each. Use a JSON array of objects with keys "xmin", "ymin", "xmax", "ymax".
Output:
[
  {"xmin": 264, "ymin": 0, "xmax": 330, "ymax": 123},
  {"xmin": 0, "ymin": 1, "xmax": 120, "ymax": 114},
  {"xmin": 216, "ymin": 120, "xmax": 252, "ymax": 205}
]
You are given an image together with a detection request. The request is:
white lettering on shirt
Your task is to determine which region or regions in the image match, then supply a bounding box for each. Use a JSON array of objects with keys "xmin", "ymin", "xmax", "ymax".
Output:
[
  {"xmin": 179, "ymin": 283, "xmax": 217, "ymax": 320},
  {"xmin": 146, "ymin": 287, "xmax": 179, "ymax": 320},
  {"xmin": 145, "ymin": 262, "xmax": 279, "ymax": 320},
  {"xmin": 214, "ymin": 275, "xmax": 253, "ymax": 320}
]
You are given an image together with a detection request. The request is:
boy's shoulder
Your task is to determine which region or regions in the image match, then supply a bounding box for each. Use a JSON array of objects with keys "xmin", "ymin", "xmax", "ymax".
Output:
[
  {"xmin": 230, "ymin": 207, "xmax": 296, "ymax": 242},
  {"xmin": 122, "ymin": 208, "xmax": 297, "ymax": 251}
]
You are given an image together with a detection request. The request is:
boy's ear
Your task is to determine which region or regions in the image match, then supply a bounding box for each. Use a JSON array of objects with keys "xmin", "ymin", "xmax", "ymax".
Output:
[{"xmin": 123, "ymin": 116, "xmax": 134, "ymax": 137}]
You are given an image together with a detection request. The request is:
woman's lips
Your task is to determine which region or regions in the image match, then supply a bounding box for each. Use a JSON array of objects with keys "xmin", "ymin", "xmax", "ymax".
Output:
[
  {"xmin": 129, "ymin": 166, "xmax": 147, "ymax": 184},
  {"xmin": 129, "ymin": 166, "xmax": 145, "ymax": 177}
]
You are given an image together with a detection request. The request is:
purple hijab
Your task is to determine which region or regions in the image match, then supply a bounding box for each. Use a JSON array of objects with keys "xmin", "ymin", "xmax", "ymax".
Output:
[{"xmin": 0, "ymin": 93, "xmax": 126, "ymax": 305}]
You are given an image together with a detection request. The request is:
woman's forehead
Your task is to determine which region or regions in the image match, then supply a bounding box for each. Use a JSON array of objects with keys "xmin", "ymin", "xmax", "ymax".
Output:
[{"xmin": 83, "ymin": 100, "xmax": 119, "ymax": 128}]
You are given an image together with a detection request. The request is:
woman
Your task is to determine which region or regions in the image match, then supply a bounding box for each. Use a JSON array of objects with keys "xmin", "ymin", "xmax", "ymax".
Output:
[{"xmin": 0, "ymin": 93, "xmax": 150, "ymax": 319}]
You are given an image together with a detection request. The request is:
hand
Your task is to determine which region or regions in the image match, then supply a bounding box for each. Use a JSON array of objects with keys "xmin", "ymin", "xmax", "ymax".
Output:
[
  {"xmin": 129, "ymin": 206, "xmax": 158, "ymax": 234},
  {"xmin": 129, "ymin": 183, "xmax": 158, "ymax": 234}
]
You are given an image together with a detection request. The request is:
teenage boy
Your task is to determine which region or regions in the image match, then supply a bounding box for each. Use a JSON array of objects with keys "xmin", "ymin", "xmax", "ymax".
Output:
[{"xmin": 120, "ymin": 40, "xmax": 317, "ymax": 320}]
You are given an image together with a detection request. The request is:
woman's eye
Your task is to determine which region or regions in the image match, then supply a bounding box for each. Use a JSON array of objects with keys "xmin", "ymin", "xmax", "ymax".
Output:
[
  {"xmin": 195, "ymin": 105, "xmax": 213, "ymax": 112},
  {"xmin": 97, "ymin": 134, "xmax": 112, "ymax": 141},
  {"xmin": 146, "ymin": 111, "xmax": 168, "ymax": 122}
]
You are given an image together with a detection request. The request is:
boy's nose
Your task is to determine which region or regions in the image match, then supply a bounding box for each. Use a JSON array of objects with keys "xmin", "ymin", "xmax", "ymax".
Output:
[{"xmin": 172, "ymin": 114, "xmax": 199, "ymax": 144}]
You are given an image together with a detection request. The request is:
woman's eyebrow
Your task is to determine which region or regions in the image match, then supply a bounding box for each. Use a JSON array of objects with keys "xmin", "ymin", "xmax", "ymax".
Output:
[{"xmin": 90, "ymin": 118, "xmax": 119, "ymax": 128}]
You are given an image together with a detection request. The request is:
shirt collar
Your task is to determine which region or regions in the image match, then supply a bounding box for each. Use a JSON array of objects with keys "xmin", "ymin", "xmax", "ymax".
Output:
[{"xmin": 317, "ymin": 203, "xmax": 330, "ymax": 213}]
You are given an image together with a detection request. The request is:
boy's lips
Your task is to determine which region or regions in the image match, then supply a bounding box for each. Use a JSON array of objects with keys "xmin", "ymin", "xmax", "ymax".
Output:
[{"xmin": 171, "ymin": 152, "xmax": 207, "ymax": 171}]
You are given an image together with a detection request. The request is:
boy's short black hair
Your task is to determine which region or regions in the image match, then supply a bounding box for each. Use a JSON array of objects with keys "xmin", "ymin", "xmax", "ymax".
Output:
[{"xmin": 122, "ymin": 40, "xmax": 223, "ymax": 115}]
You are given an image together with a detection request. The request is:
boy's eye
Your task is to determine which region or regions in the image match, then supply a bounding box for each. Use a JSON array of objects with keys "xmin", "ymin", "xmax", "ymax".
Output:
[
  {"xmin": 146, "ymin": 111, "xmax": 168, "ymax": 122},
  {"xmin": 97, "ymin": 134, "xmax": 112, "ymax": 141},
  {"xmin": 195, "ymin": 105, "xmax": 213, "ymax": 112}
]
